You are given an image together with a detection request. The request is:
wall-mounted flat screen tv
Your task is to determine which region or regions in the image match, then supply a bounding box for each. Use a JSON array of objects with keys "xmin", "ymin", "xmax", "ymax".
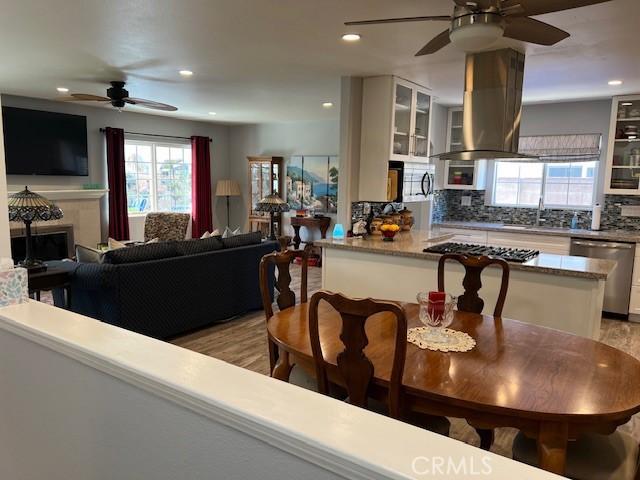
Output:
[{"xmin": 2, "ymin": 107, "xmax": 89, "ymax": 176}]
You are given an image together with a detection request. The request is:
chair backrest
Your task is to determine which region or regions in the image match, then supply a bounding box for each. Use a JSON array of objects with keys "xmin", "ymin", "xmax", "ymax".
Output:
[
  {"xmin": 308, "ymin": 290, "xmax": 407, "ymax": 418},
  {"xmin": 437, "ymin": 254, "xmax": 510, "ymax": 317},
  {"xmin": 144, "ymin": 212, "xmax": 191, "ymax": 242},
  {"xmin": 259, "ymin": 244, "xmax": 310, "ymax": 320}
]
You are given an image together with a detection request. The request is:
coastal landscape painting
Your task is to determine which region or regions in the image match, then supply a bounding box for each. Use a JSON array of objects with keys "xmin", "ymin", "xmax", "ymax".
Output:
[{"xmin": 286, "ymin": 155, "xmax": 338, "ymax": 213}]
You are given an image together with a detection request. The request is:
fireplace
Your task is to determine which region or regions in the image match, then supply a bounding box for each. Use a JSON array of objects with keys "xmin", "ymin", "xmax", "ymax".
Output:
[{"xmin": 10, "ymin": 224, "xmax": 74, "ymax": 263}]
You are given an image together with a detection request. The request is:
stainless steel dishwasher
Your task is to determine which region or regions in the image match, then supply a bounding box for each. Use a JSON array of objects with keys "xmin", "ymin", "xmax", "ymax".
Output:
[{"xmin": 570, "ymin": 238, "xmax": 635, "ymax": 315}]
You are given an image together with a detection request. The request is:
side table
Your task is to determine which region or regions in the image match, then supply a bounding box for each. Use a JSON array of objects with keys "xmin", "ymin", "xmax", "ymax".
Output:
[
  {"xmin": 28, "ymin": 268, "xmax": 72, "ymax": 309},
  {"xmin": 289, "ymin": 216, "xmax": 331, "ymax": 249}
]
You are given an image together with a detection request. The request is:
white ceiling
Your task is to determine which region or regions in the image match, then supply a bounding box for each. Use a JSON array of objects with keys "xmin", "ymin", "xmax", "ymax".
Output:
[{"xmin": 0, "ymin": 0, "xmax": 637, "ymax": 124}]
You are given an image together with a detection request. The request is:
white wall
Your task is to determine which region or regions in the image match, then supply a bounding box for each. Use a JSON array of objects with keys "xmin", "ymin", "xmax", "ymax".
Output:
[
  {"xmin": 1, "ymin": 95, "xmax": 232, "ymax": 240},
  {"xmin": 0, "ymin": 96, "xmax": 11, "ymax": 257},
  {"xmin": 0, "ymin": 301, "xmax": 559, "ymax": 480},
  {"xmin": 228, "ymin": 120, "xmax": 340, "ymax": 239}
]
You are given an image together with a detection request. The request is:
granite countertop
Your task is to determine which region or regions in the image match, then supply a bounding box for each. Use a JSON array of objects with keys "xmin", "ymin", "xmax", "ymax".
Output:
[
  {"xmin": 434, "ymin": 221, "xmax": 640, "ymax": 243},
  {"xmin": 315, "ymin": 231, "xmax": 616, "ymax": 280}
]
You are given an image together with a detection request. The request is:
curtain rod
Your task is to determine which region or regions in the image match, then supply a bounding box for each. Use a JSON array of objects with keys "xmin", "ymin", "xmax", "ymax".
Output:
[{"xmin": 99, "ymin": 128, "xmax": 212, "ymax": 142}]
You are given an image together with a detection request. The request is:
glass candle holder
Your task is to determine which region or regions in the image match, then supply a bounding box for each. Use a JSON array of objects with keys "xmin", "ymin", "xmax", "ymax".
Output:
[{"xmin": 416, "ymin": 292, "xmax": 457, "ymax": 344}]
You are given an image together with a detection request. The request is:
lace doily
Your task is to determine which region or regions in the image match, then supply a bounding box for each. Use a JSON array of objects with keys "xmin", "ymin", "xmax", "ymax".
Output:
[{"xmin": 407, "ymin": 327, "xmax": 476, "ymax": 353}]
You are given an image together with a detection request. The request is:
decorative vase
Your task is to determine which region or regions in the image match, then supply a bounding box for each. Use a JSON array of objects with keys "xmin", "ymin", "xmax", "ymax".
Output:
[
  {"xmin": 381, "ymin": 230, "xmax": 397, "ymax": 241},
  {"xmin": 399, "ymin": 208, "xmax": 414, "ymax": 231}
]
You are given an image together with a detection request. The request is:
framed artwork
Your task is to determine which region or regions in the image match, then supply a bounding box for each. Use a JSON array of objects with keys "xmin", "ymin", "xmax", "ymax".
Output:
[{"xmin": 286, "ymin": 155, "xmax": 338, "ymax": 213}]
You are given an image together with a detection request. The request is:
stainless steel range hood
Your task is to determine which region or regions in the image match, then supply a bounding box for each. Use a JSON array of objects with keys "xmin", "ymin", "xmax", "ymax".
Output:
[{"xmin": 433, "ymin": 48, "xmax": 539, "ymax": 162}]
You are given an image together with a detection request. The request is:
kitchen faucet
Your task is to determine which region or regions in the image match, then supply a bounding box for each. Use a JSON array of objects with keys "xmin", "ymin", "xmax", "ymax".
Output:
[{"xmin": 536, "ymin": 197, "xmax": 545, "ymax": 226}]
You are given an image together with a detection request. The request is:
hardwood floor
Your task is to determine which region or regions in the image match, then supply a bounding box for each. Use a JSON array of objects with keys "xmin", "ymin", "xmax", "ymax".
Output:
[{"xmin": 169, "ymin": 265, "xmax": 640, "ymax": 457}]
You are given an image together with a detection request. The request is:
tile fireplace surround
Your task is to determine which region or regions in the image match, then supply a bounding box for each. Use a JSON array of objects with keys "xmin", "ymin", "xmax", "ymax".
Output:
[{"xmin": 8, "ymin": 188, "xmax": 107, "ymax": 251}]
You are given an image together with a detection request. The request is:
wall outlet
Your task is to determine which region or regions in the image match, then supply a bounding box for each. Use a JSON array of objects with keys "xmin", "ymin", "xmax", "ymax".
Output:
[
  {"xmin": 621, "ymin": 206, "xmax": 640, "ymax": 217},
  {"xmin": 461, "ymin": 196, "xmax": 472, "ymax": 207}
]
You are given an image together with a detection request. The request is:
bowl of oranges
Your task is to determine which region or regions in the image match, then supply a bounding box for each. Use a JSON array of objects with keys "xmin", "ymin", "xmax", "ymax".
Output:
[{"xmin": 380, "ymin": 223, "xmax": 400, "ymax": 241}]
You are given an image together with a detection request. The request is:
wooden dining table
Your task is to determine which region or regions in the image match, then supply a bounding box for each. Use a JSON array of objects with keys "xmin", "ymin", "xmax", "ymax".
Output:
[{"xmin": 267, "ymin": 301, "xmax": 640, "ymax": 476}]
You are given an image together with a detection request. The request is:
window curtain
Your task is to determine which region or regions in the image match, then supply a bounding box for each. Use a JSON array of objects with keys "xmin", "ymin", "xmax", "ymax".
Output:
[
  {"xmin": 518, "ymin": 134, "xmax": 602, "ymax": 162},
  {"xmin": 105, "ymin": 127, "xmax": 130, "ymax": 240},
  {"xmin": 191, "ymin": 136, "xmax": 213, "ymax": 237}
]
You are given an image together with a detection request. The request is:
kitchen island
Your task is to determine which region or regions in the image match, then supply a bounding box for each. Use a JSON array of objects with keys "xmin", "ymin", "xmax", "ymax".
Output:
[{"xmin": 315, "ymin": 231, "xmax": 616, "ymax": 339}]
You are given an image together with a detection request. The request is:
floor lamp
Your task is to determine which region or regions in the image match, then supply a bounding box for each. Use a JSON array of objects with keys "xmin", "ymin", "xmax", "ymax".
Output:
[{"xmin": 215, "ymin": 179, "xmax": 241, "ymax": 227}]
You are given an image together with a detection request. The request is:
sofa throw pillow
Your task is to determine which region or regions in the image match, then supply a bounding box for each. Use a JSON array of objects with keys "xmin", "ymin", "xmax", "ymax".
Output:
[
  {"xmin": 200, "ymin": 231, "xmax": 211, "ymax": 239},
  {"xmin": 222, "ymin": 231, "xmax": 262, "ymax": 249},
  {"xmin": 75, "ymin": 245, "xmax": 105, "ymax": 264},
  {"xmin": 102, "ymin": 241, "xmax": 180, "ymax": 265},
  {"xmin": 221, "ymin": 227, "xmax": 242, "ymax": 238},
  {"xmin": 108, "ymin": 238, "xmax": 127, "ymax": 250},
  {"xmin": 212, "ymin": 228, "xmax": 220, "ymax": 236},
  {"xmin": 175, "ymin": 236, "xmax": 224, "ymax": 256}
]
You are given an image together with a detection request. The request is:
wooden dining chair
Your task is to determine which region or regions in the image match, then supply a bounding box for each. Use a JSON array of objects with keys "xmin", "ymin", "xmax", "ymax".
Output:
[
  {"xmin": 438, "ymin": 253, "xmax": 510, "ymax": 450},
  {"xmin": 259, "ymin": 243, "xmax": 311, "ymax": 377},
  {"xmin": 308, "ymin": 290, "xmax": 450, "ymax": 435},
  {"xmin": 438, "ymin": 253, "xmax": 510, "ymax": 317},
  {"xmin": 512, "ymin": 430, "xmax": 640, "ymax": 480}
]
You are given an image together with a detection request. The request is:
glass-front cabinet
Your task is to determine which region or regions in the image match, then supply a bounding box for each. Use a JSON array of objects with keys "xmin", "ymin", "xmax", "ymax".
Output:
[
  {"xmin": 390, "ymin": 78, "xmax": 432, "ymax": 162},
  {"xmin": 605, "ymin": 95, "xmax": 640, "ymax": 194},
  {"xmin": 248, "ymin": 156, "xmax": 284, "ymax": 237},
  {"xmin": 444, "ymin": 107, "xmax": 486, "ymax": 190}
]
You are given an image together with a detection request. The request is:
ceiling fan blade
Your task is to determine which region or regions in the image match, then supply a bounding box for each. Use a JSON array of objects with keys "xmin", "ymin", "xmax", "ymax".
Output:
[
  {"xmin": 503, "ymin": 17, "xmax": 570, "ymax": 45},
  {"xmin": 345, "ymin": 15, "xmax": 450, "ymax": 26},
  {"xmin": 415, "ymin": 29, "xmax": 451, "ymax": 56},
  {"xmin": 500, "ymin": 0, "xmax": 612, "ymax": 17},
  {"xmin": 61, "ymin": 93, "xmax": 111, "ymax": 102},
  {"xmin": 124, "ymin": 97, "xmax": 178, "ymax": 111}
]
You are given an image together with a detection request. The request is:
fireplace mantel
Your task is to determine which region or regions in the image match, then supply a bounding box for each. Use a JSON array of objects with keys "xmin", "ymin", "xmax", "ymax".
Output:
[
  {"xmin": 8, "ymin": 188, "xmax": 107, "ymax": 249},
  {"xmin": 7, "ymin": 188, "xmax": 108, "ymax": 201}
]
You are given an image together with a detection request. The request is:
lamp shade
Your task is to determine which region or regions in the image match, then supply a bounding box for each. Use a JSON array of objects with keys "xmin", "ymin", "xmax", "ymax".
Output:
[
  {"xmin": 215, "ymin": 179, "xmax": 241, "ymax": 197},
  {"xmin": 8, "ymin": 186, "xmax": 63, "ymax": 223},
  {"xmin": 254, "ymin": 193, "xmax": 290, "ymax": 213}
]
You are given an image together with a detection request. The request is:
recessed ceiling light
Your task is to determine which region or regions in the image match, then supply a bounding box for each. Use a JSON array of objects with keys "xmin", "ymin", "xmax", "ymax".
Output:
[
  {"xmin": 622, "ymin": 102, "xmax": 634, "ymax": 106},
  {"xmin": 56, "ymin": 87, "xmax": 69, "ymax": 93},
  {"xmin": 322, "ymin": 102, "xmax": 334, "ymax": 108},
  {"xmin": 179, "ymin": 70, "xmax": 194, "ymax": 77},
  {"xmin": 342, "ymin": 33, "xmax": 361, "ymax": 42},
  {"xmin": 208, "ymin": 112, "xmax": 217, "ymax": 116},
  {"xmin": 609, "ymin": 80, "xmax": 623, "ymax": 86}
]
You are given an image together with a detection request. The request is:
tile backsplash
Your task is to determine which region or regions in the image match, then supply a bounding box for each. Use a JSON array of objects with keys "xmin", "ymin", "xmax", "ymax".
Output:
[
  {"xmin": 351, "ymin": 201, "xmax": 403, "ymax": 223},
  {"xmin": 433, "ymin": 190, "xmax": 640, "ymax": 231}
]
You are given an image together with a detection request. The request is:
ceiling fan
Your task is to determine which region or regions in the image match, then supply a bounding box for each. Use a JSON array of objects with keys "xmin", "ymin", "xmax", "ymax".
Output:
[
  {"xmin": 345, "ymin": 0, "xmax": 613, "ymax": 56},
  {"xmin": 59, "ymin": 81, "xmax": 178, "ymax": 111}
]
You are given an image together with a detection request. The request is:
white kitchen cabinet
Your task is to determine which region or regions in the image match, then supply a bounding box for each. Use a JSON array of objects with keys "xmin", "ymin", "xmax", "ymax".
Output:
[
  {"xmin": 629, "ymin": 287, "xmax": 640, "ymax": 318},
  {"xmin": 604, "ymin": 95, "xmax": 640, "ymax": 194},
  {"xmin": 487, "ymin": 231, "xmax": 570, "ymax": 255},
  {"xmin": 359, "ymin": 76, "xmax": 432, "ymax": 201},
  {"xmin": 443, "ymin": 108, "xmax": 486, "ymax": 190},
  {"xmin": 629, "ymin": 245, "xmax": 640, "ymax": 321}
]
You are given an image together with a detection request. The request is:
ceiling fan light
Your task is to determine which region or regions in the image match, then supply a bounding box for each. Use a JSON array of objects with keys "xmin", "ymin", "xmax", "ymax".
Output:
[{"xmin": 449, "ymin": 22, "xmax": 504, "ymax": 52}]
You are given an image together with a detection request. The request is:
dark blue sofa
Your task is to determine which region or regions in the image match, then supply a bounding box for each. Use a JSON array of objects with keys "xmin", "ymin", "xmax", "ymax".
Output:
[{"xmin": 49, "ymin": 238, "xmax": 278, "ymax": 339}]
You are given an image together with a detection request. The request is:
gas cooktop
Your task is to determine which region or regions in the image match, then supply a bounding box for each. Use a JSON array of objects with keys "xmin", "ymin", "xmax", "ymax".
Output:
[{"xmin": 424, "ymin": 242, "xmax": 540, "ymax": 263}]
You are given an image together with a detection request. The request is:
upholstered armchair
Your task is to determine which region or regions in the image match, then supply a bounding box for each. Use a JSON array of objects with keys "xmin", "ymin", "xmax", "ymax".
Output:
[{"xmin": 144, "ymin": 213, "xmax": 191, "ymax": 242}]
